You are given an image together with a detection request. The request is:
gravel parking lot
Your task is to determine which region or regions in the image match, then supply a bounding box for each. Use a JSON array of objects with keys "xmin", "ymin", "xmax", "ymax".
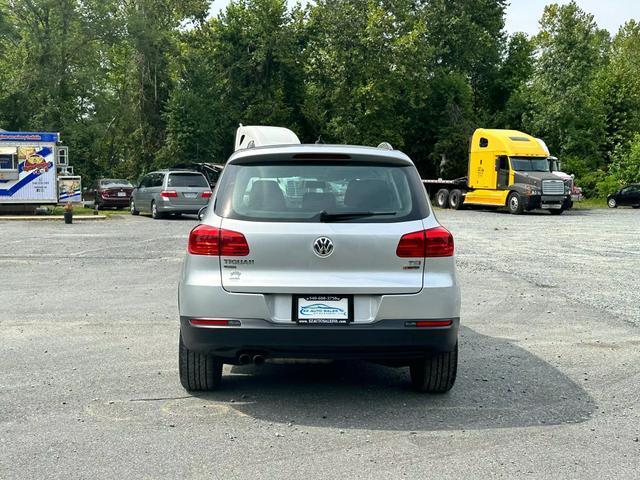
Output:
[{"xmin": 1, "ymin": 208, "xmax": 639, "ymax": 479}]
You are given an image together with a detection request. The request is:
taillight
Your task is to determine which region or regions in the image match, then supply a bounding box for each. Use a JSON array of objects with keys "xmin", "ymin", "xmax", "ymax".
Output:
[
  {"xmin": 396, "ymin": 226, "xmax": 454, "ymax": 258},
  {"xmin": 396, "ymin": 230, "xmax": 425, "ymax": 257},
  {"xmin": 425, "ymin": 226, "xmax": 454, "ymax": 257},
  {"xmin": 219, "ymin": 229, "xmax": 251, "ymax": 256},
  {"xmin": 188, "ymin": 225, "xmax": 250, "ymax": 256},
  {"xmin": 201, "ymin": 191, "xmax": 212, "ymax": 198},
  {"xmin": 160, "ymin": 190, "xmax": 178, "ymax": 198},
  {"xmin": 188, "ymin": 225, "xmax": 219, "ymax": 255}
]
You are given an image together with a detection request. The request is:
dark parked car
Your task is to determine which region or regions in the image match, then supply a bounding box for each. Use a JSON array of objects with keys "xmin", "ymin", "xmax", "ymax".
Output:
[
  {"xmin": 607, "ymin": 184, "xmax": 640, "ymax": 209},
  {"xmin": 85, "ymin": 178, "xmax": 134, "ymax": 210}
]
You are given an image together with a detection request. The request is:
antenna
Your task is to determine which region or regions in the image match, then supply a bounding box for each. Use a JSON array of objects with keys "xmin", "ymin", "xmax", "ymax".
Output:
[{"xmin": 377, "ymin": 142, "xmax": 393, "ymax": 150}]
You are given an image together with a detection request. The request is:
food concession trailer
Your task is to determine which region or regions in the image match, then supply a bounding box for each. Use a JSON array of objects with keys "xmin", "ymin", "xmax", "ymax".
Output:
[{"xmin": 0, "ymin": 131, "xmax": 74, "ymax": 212}]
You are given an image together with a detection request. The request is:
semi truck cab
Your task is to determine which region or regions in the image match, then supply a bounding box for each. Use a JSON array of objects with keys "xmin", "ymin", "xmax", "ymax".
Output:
[{"xmin": 427, "ymin": 129, "xmax": 572, "ymax": 215}]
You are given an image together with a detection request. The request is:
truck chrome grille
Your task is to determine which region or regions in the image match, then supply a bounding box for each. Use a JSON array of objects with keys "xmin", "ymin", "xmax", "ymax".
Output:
[{"xmin": 542, "ymin": 180, "xmax": 564, "ymax": 195}]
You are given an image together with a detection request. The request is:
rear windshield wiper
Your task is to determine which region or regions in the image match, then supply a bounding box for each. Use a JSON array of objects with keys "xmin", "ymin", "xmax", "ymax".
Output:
[{"xmin": 316, "ymin": 211, "xmax": 397, "ymax": 222}]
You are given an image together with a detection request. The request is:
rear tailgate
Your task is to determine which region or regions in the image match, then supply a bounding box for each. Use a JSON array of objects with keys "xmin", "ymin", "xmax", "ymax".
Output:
[
  {"xmin": 166, "ymin": 173, "xmax": 210, "ymax": 207},
  {"xmin": 220, "ymin": 218, "xmax": 425, "ymax": 294}
]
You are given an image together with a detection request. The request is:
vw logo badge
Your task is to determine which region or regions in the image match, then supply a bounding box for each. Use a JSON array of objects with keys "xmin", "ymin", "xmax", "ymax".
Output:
[{"xmin": 313, "ymin": 237, "xmax": 334, "ymax": 258}]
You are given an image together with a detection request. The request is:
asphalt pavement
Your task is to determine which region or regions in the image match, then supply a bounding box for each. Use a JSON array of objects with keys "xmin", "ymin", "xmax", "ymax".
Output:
[{"xmin": 0, "ymin": 207, "xmax": 638, "ymax": 479}]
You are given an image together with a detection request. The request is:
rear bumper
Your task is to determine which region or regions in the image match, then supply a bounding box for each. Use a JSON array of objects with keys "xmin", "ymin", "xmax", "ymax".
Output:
[
  {"xmin": 158, "ymin": 203, "xmax": 206, "ymax": 214},
  {"xmin": 98, "ymin": 197, "xmax": 130, "ymax": 207},
  {"xmin": 180, "ymin": 317, "xmax": 459, "ymax": 361}
]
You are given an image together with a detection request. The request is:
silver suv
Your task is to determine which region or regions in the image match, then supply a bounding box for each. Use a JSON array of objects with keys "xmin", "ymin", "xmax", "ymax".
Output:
[
  {"xmin": 178, "ymin": 144, "xmax": 460, "ymax": 392},
  {"xmin": 130, "ymin": 170, "xmax": 211, "ymax": 219}
]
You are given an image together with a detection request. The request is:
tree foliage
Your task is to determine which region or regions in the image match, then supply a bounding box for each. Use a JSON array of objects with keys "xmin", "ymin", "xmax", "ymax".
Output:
[{"xmin": 0, "ymin": 0, "xmax": 638, "ymax": 196}]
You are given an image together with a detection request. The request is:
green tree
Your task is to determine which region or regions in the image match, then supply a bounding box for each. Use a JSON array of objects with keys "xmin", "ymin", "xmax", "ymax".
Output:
[
  {"xmin": 303, "ymin": 0, "xmax": 424, "ymax": 147},
  {"xmin": 594, "ymin": 21, "xmax": 640, "ymax": 163},
  {"xmin": 525, "ymin": 2, "xmax": 610, "ymax": 168},
  {"xmin": 0, "ymin": 0, "xmax": 106, "ymax": 182},
  {"xmin": 421, "ymin": 0, "xmax": 507, "ymax": 115},
  {"xmin": 610, "ymin": 133, "xmax": 640, "ymax": 185},
  {"xmin": 161, "ymin": 0, "xmax": 305, "ymax": 163},
  {"xmin": 494, "ymin": 33, "xmax": 535, "ymax": 129}
]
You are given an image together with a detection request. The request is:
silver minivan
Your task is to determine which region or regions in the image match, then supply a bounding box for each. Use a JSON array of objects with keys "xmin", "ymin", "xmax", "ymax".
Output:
[
  {"xmin": 130, "ymin": 170, "xmax": 212, "ymax": 219},
  {"xmin": 178, "ymin": 145, "xmax": 460, "ymax": 392}
]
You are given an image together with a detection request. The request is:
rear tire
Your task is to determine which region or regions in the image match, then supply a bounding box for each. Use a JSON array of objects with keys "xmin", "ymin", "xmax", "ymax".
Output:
[
  {"xmin": 435, "ymin": 189, "xmax": 449, "ymax": 209},
  {"xmin": 448, "ymin": 189, "xmax": 463, "ymax": 210},
  {"xmin": 410, "ymin": 343, "xmax": 458, "ymax": 393},
  {"xmin": 179, "ymin": 333, "xmax": 223, "ymax": 392},
  {"xmin": 608, "ymin": 198, "xmax": 617, "ymax": 208},
  {"xmin": 130, "ymin": 200, "xmax": 139, "ymax": 215},
  {"xmin": 151, "ymin": 201, "xmax": 163, "ymax": 219},
  {"xmin": 507, "ymin": 192, "xmax": 524, "ymax": 215}
]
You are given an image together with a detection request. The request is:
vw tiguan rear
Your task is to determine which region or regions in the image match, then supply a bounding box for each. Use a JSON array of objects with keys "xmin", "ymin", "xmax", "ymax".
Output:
[{"xmin": 178, "ymin": 143, "xmax": 460, "ymax": 393}]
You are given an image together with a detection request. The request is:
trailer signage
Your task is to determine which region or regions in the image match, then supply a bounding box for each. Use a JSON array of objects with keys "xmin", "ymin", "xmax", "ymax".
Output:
[
  {"xmin": 0, "ymin": 132, "xmax": 59, "ymax": 143},
  {"xmin": 58, "ymin": 176, "xmax": 82, "ymax": 203},
  {"xmin": 0, "ymin": 146, "xmax": 57, "ymax": 202}
]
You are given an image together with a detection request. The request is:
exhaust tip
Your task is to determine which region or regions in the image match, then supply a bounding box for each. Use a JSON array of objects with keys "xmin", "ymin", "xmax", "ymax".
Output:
[
  {"xmin": 252, "ymin": 355, "xmax": 266, "ymax": 366},
  {"xmin": 238, "ymin": 353, "xmax": 251, "ymax": 365}
]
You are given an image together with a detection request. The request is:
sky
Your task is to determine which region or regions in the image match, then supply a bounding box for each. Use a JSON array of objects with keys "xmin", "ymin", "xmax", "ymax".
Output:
[
  {"xmin": 505, "ymin": 0, "xmax": 639, "ymax": 35},
  {"xmin": 208, "ymin": 0, "xmax": 640, "ymax": 35}
]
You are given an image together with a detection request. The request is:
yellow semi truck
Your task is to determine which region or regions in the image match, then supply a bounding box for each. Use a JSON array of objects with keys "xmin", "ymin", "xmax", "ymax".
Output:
[{"xmin": 424, "ymin": 128, "xmax": 572, "ymax": 215}]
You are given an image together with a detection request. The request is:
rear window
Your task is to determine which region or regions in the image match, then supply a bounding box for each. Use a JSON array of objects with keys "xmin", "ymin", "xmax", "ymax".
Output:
[
  {"xmin": 100, "ymin": 179, "xmax": 133, "ymax": 188},
  {"xmin": 215, "ymin": 161, "xmax": 428, "ymax": 222},
  {"xmin": 167, "ymin": 173, "xmax": 208, "ymax": 188}
]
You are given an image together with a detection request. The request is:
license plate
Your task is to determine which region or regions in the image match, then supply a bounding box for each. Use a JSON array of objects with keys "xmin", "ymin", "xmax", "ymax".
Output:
[
  {"xmin": 117, "ymin": 192, "xmax": 126, "ymax": 197},
  {"xmin": 184, "ymin": 193, "xmax": 197, "ymax": 199},
  {"xmin": 293, "ymin": 295, "xmax": 353, "ymax": 325}
]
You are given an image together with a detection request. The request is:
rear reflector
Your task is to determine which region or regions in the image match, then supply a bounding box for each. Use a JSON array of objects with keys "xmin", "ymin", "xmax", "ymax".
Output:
[
  {"xmin": 396, "ymin": 226, "xmax": 454, "ymax": 258},
  {"xmin": 201, "ymin": 191, "xmax": 212, "ymax": 198},
  {"xmin": 189, "ymin": 318, "xmax": 241, "ymax": 327},
  {"xmin": 160, "ymin": 190, "xmax": 178, "ymax": 198},
  {"xmin": 188, "ymin": 225, "xmax": 250, "ymax": 256},
  {"xmin": 405, "ymin": 320, "xmax": 453, "ymax": 328}
]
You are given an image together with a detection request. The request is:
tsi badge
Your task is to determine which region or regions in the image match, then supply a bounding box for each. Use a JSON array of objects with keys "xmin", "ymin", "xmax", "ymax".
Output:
[{"xmin": 313, "ymin": 237, "xmax": 334, "ymax": 258}]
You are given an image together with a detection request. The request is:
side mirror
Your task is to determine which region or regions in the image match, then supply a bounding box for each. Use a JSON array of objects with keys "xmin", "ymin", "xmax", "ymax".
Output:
[{"xmin": 198, "ymin": 206, "xmax": 207, "ymax": 221}]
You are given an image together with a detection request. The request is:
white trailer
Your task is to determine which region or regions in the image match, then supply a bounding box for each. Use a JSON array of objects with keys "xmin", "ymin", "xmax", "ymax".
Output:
[
  {"xmin": 0, "ymin": 131, "xmax": 70, "ymax": 211},
  {"xmin": 234, "ymin": 125, "xmax": 300, "ymax": 151}
]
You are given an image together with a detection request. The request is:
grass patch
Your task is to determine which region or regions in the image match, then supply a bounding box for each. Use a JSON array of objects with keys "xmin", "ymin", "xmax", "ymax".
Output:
[
  {"xmin": 573, "ymin": 198, "xmax": 607, "ymax": 209},
  {"xmin": 45, "ymin": 205, "xmax": 130, "ymax": 216}
]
